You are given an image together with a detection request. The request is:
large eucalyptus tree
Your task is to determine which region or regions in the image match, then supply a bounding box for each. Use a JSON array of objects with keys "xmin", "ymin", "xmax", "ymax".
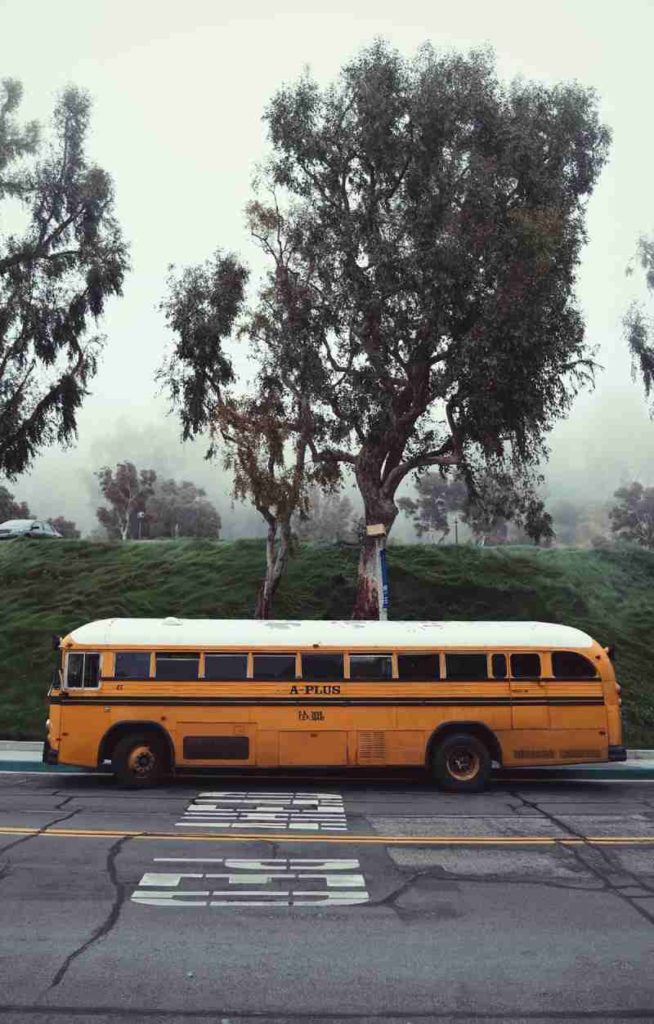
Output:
[
  {"xmin": 0, "ymin": 79, "xmax": 128, "ymax": 478},
  {"xmin": 161, "ymin": 42, "xmax": 610, "ymax": 617}
]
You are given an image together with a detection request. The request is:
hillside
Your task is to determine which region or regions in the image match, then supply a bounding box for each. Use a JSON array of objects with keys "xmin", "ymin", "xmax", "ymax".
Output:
[{"xmin": 1, "ymin": 538, "xmax": 653, "ymax": 745}]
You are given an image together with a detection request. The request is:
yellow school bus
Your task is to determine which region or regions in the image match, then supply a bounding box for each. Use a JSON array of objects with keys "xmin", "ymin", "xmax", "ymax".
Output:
[{"xmin": 43, "ymin": 617, "xmax": 625, "ymax": 791}]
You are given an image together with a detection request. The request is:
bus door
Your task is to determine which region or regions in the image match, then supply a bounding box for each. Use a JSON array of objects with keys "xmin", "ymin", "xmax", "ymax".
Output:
[{"xmin": 508, "ymin": 652, "xmax": 550, "ymax": 732}]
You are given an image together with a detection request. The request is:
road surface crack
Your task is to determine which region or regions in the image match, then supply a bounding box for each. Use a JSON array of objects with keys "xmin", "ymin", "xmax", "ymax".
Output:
[
  {"xmin": 509, "ymin": 789, "xmax": 654, "ymax": 926},
  {"xmin": 0, "ymin": 809, "xmax": 79, "ymax": 856},
  {"xmin": 48, "ymin": 834, "xmax": 133, "ymax": 990}
]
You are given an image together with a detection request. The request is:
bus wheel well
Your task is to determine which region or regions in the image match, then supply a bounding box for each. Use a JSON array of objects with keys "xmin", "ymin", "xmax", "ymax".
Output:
[
  {"xmin": 98, "ymin": 722, "xmax": 174, "ymax": 769},
  {"xmin": 426, "ymin": 723, "xmax": 502, "ymax": 766}
]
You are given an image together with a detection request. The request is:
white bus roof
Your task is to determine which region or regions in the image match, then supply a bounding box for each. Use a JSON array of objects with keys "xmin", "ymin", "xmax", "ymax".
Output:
[{"xmin": 66, "ymin": 618, "xmax": 596, "ymax": 650}]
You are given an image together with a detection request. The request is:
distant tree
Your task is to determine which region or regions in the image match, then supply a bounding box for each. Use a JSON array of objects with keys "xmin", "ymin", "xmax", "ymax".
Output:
[
  {"xmin": 96, "ymin": 462, "xmax": 156, "ymax": 540},
  {"xmin": 398, "ymin": 474, "xmax": 467, "ymax": 542},
  {"xmin": 47, "ymin": 515, "xmax": 80, "ymax": 538},
  {"xmin": 148, "ymin": 478, "xmax": 221, "ymax": 539},
  {"xmin": 0, "ymin": 79, "xmax": 128, "ymax": 478},
  {"xmin": 294, "ymin": 486, "xmax": 357, "ymax": 543},
  {"xmin": 624, "ymin": 235, "xmax": 654, "ymax": 414},
  {"xmin": 461, "ymin": 470, "xmax": 554, "ymax": 546},
  {"xmin": 214, "ymin": 388, "xmax": 330, "ymax": 618},
  {"xmin": 159, "ymin": 254, "xmax": 337, "ymax": 618},
  {"xmin": 609, "ymin": 482, "xmax": 654, "ymax": 548},
  {"xmin": 550, "ymin": 500, "xmax": 582, "ymax": 545},
  {"xmin": 0, "ymin": 484, "xmax": 33, "ymax": 520}
]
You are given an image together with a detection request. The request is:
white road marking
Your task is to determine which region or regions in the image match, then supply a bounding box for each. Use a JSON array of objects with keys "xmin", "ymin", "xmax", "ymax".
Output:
[
  {"xmin": 175, "ymin": 791, "xmax": 348, "ymax": 832},
  {"xmin": 131, "ymin": 857, "xmax": 369, "ymax": 907}
]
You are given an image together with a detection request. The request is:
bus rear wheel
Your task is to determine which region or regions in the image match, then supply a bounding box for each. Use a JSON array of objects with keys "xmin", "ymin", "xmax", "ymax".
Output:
[
  {"xmin": 112, "ymin": 733, "xmax": 167, "ymax": 788},
  {"xmin": 431, "ymin": 733, "xmax": 491, "ymax": 793}
]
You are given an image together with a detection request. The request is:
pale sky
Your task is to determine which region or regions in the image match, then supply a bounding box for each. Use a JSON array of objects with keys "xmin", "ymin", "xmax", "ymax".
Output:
[{"xmin": 0, "ymin": 0, "xmax": 652, "ymax": 535}]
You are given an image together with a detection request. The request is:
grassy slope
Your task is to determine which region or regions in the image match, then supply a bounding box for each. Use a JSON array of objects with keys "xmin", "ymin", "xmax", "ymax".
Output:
[{"xmin": 0, "ymin": 538, "xmax": 653, "ymax": 744}]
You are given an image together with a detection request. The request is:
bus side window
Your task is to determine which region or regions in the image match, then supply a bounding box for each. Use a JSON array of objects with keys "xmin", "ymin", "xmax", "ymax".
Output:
[
  {"xmin": 155, "ymin": 652, "xmax": 200, "ymax": 681},
  {"xmin": 66, "ymin": 652, "xmax": 100, "ymax": 688},
  {"xmin": 302, "ymin": 653, "xmax": 343, "ymax": 681},
  {"xmin": 445, "ymin": 653, "xmax": 488, "ymax": 681},
  {"xmin": 349, "ymin": 655, "xmax": 393, "ymax": 680},
  {"xmin": 114, "ymin": 651, "xmax": 150, "ymax": 679},
  {"xmin": 397, "ymin": 654, "xmax": 440, "ymax": 680},
  {"xmin": 491, "ymin": 654, "xmax": 507, "ymax": 679},
  {"xmin": 552, "ymin": 651, "xmax": 598, "ymax": 680},
  {"xmin": 205, "ymin": 654, "xmax": 248, "ymax": 680},
  {"xmin": 511, "ymin": 653, "xmax": 541, "ymax": 679},
  {"xmin": 252, "ymin": 654, "xmax": 296, "ymax": 681}
]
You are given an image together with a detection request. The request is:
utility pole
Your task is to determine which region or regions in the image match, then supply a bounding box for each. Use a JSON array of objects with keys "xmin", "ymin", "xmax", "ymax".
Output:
[{"xmin": 366, "ymin": 523, "xmax": 388, "ymax": 621}]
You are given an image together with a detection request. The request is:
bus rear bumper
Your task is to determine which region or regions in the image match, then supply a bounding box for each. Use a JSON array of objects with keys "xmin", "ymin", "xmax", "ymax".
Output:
[
  {"xmin": 608, "ymin": 744, "xmax": 627, "ymax": 762},
  {"xmin": 42, "ymin": 740, "xmax": 59, "ymax": 765}
]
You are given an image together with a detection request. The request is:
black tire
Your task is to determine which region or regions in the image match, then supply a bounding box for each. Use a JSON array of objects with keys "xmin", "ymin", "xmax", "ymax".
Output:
[
  {"xmin": 111, "ymin": 733, "xmax": 168, "ymax": 788},
  {"xmin": 430, "ymin": 732, "xmax": 491, "ymax": 793}
]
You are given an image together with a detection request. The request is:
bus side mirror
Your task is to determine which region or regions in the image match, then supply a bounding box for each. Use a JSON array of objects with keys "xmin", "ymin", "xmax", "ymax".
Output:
[
  {"xmin": 51, "ymin": 635, "xmax": 61, "ymax": 650},
  {"xmin": 604, "ymin": 644, "xmax": 616, "ymax": 662}
]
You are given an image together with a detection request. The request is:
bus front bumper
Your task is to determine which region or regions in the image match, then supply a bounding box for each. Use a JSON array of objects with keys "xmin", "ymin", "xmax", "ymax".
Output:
[
  {"xmin": 42, "ymin": 740, "xmax": 59, "ymax": 765},
  {"xmin": 608, "ymin": 744, "xmax": 627, "ymax": 762}
]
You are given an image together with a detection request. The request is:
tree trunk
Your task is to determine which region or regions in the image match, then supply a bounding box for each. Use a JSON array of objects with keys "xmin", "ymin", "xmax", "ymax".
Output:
[
  {"xmin": 254, "ymin": 517, "xmax": 291, "ymax": 619},
  {"xmin": 352, "ymin": 464, "xmax": 397, "ymax": 619}
]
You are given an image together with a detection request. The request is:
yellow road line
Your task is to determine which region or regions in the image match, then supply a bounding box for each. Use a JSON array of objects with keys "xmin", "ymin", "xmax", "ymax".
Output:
[{"xmin": 2, "ymin": 825, "xmax": 654, "ymax": 846}]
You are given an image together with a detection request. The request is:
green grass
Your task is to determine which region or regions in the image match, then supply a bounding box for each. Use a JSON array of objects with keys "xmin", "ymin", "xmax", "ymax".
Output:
[{"xmin": 1, "ymin": 537, "xmax": 653, "ymax": 745}]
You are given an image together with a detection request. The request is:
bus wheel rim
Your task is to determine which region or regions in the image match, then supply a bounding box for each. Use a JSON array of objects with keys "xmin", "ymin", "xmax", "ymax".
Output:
[
  {"xmin": 128, "ymin": 745, "xmax": 156, "ymax": 776},
  {"xmin": 446, "ymin": 747, "xmax": 479, "ymax": 782}
]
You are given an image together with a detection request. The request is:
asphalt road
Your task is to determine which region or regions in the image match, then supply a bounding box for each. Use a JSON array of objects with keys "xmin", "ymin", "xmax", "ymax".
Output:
[{"xmin": 0, "ymin": 771, "xmax": 653, "ymax": 1024}]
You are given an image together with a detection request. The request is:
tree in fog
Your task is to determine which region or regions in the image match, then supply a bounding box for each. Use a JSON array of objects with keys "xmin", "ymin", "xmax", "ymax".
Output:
[
  {"xmin": 159, "ymin": 254, "xmax": 337, "ymax": 617},
  {"xmin": 0, "ymin": 80, "xmax": 128, "ymax": 478},
  {"xmin": 47, "ymin": 515, "xmax": 80, "ymax": 538},
  {"xmin": 609, "ymin": 482, "xmax": 654, "ymax": 548},
  {"xmin": 160, "ymin": 42, "xmax": 609, "ymax": 617},
  {"xmin": 254, "ymin": 43, "xmax": 608, "ymax": 614},
  {"xmin": 461, "ymin": 471, "xmax": 554, "ymax": 546},
  {"xmin": 624, "ymin": 235, "xmax": 654, "ymax": 414},
  {"xmin": 148, "ymin": 478, "xmax": 221, "ymax": 539},
  {"xmin": 398, "ymin": 474, "xmax": 467, "ymax": 542},
  {"xmin": 0, "ymin": 484, "xmax": 32, "ymax": 520},
  {"xmin": 294, "ymin": 485, "xmax": 357, "ymax": 543},
  {"xmin": 96, "ymin": 462, "xmax": 156, "ymax": 540}
]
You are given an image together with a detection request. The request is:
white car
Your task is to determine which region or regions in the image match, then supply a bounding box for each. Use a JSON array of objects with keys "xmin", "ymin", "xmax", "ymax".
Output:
[{"xmin": 0, "ymin": 519, "xmax": 63, "ymax": 540}]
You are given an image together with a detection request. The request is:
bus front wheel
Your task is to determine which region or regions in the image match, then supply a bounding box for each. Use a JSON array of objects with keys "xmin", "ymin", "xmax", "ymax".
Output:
[
  {"xmin": 112, "ymin": 733, "xmax": 167, "ymax": 788},
  {"xmin": 431, "ymin": 733, "xmax": 491, "ymax": 793}
]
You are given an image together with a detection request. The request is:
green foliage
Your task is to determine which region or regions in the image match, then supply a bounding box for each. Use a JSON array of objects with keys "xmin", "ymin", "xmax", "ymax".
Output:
[
  {"xmin": 0, "ymin": 79, "xmax": 129, "ymax": 477},
  {"xmin": 148, "ymin": 478, "xmax": 221, "ymax": 539},
  {"xmin": 1, "ymin": 538, "xmax": 653, "ymax": 746},
  {"xmin": 624, "ymin": 235, "xmax": 654, "ymax": 413},
  {"xmin": 399, "ymin": 474, "xmax": 466, "ymax": 540},
  {"xmin": 609, "ymin": 482, "xmax": 654, "ymax": 548},
  {"xmin": 96, "ymin": 462, "xmax": 156, "ymax": 540},
  {"xmin": 0, "ymin": 484, "xmax": 33, "ymax": 520},
  {"xmin": 260, "ymin": 41, "xmax": 611, "ymax": 530}
]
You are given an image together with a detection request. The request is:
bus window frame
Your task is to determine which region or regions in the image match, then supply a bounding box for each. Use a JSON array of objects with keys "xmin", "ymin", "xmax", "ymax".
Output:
[{"xmin": 64, "ymin": 650, "xmax": 101, "ymax": 690}]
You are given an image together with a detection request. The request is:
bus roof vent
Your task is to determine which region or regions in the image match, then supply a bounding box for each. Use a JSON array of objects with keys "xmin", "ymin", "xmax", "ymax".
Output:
[{"xmin": 163, "ymin": 616, "xmax": 182, "ymax": 626}]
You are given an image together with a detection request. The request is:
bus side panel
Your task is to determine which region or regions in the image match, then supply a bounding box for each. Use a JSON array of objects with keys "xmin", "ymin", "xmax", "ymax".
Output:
[
  {"xmin": 58, "ymin": 703, "xmax": 107, "ymax": 768},
  {"xmin": 546, "ymin": 680, "xmax": 608, "ymax": 763}
]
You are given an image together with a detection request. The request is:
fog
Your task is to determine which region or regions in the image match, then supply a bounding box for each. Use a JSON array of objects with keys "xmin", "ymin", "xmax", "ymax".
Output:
[{"xmin": 1, "ymin": 0, "xmax": 652, "ymax": 537}]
